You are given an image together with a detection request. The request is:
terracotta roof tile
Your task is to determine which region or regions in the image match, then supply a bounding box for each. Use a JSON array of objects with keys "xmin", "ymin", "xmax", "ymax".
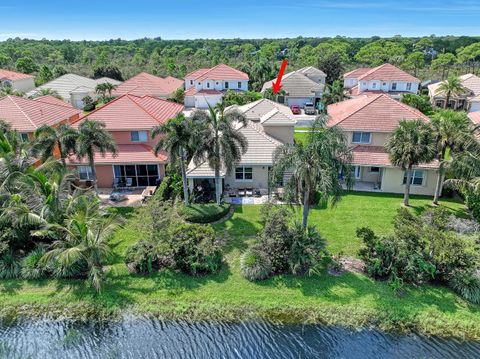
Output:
[
  {"xmin": 73, "ymin": 94, "xmax": 183, "ymax": 131},
  {"xmin": 352, "ymin": 145, "xmax": 439, "ymax": 169},
  {"xmin": 357, "ymin": 64, "xmax": 419, "ymax": 82},
  {"xmin": 0, "ymin": 95, "xmax": 81, "ymax": 132},
  {"xmin": 343, "ymin": 68, "xmax": 371, "ymax": 79},
  {"xmin": 184, "ymin": 87, "xmax": 222, "ymax": 96},
  {"xmin": 112, "ymin": 72, "xmax": 183, "ymax": 97},
  {"xmin": 67, "ymin": 144, "xmax": 167, "ymax": 164},
  {"xmin": 33, "ymin": 95, "xmax": 74, "ymax": 108},
  {"xmin": 327, "ymin": 94, "xmax": 429, "ymax": 131},
  {"xmin": 0, "ymin": 68, "xmax": 33, "ymax": 80},
  {"xmin": 186, "ymin": 64, "xmax": 248, "ymax": 81},
  {"xmin": 469, "ymin": 112, "xmax": 480, "ymax": 125}
]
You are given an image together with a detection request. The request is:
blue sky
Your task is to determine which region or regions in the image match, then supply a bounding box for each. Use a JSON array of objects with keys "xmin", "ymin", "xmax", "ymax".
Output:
[{"xmin": 0, "ymin": 0, "xmax": 479, "ymax": 41}]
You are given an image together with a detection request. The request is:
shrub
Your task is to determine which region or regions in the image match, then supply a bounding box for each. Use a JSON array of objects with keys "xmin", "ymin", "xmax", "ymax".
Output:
[
  {"xmin": 446, "ymin": 215, "xmax": 480, "ymax": 234},
  {"xmin": 464, "ymin": 189, "xmax": 480, "ymax": 222},
  {"xmin": 169, "ymin": 222, "xmax": 223, "ymax": 275},
  {"xmin": 125, "ymin": 240, "xmax": 162, "ymax": 274},
  {"xmin": 448, "ymin": 269, "xmax": 480, "ymax": 304},
  {"xmin": 21, "ymin": 247, "xmax": 49, "ymax": 279},
  {"xmin": 288, "ymin": 222, "xmax": 327, "ymax": 275},
  {"xmin": 155, "ymin": 176, "xmax": 173, "ymax": 201},
  {"xmin": 241, "ymin": 248, "xmax": 272, "ymax": 281},
  {"xmin": 178, "ymin": 203, "xmax": 231, "ymax": 223},
  {"xmin": 0, "ymin": 251, "xmax": 22, "ymax": 279}
]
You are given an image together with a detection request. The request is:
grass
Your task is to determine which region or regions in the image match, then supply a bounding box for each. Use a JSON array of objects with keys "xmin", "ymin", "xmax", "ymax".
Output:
[{"xmin": 0, "ymin": 192, "xmax": 479, "ymax": 339}]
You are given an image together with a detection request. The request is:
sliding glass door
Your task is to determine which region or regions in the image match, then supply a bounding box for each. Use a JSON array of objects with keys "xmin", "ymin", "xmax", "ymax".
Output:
[{"xmin": 113, "ymin": 164, "xmax": 160, "ymax": 186}]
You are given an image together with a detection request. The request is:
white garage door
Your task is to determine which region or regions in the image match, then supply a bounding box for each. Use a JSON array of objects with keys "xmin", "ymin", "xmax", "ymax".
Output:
[
  {"xmin": 195, "ymin": 95, "xmax": 223, "ymax": 109},
  {"xmin": 287, "ymin": 97, "xmax": 312, "ymax": 107}
]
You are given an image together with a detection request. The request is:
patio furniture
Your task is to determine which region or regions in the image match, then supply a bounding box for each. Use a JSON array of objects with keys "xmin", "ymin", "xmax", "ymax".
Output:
[
  {"xmin": 238, "ymin": 188, "xmax": 246, "ymax": 197},
  {"xmin": 113, "ymin": 178, "xmax": 120, "ymax": 190},
  {"xmin": 228, "ymin": 189, "xmax": 237, "ymax": 197},
  {"xmin": 109, "ymin": 191, "xmax": 127, "ymax": 202},
  {"xmin": 246, "ymin": 187, "xmax": 253, "ymax": 196},
  {"xmin": 254, "ymin": 189, "xmax": 261, "ymax": 197},
  {"xmin": 125, "ymin": 178, "xmax": 133, "ymax": 191}
]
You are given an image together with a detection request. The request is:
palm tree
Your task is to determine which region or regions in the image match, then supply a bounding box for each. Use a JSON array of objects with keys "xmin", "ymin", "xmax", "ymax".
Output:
[
  {"xmin": 430, "ymin": 110, "xmax": 475, "ymax": 205},
  {"xmin": 30, "ymin": 88, "xmax": 62, "ymax": 100},
  {"xmin": 437, "ymin": 76, "xmax": 465, "ymax": 109},
  {"xmin": 76, "ymin": 120, "xmax": 117, "ymax": 189},
  {"xmin": 271, "ymin": 116, "xmax": 353, "ymax": 228},
  {"xmin": 32, "ymin": 124, "xmax": 78, "ymax": 166},
  {"xmin": 151, "ymin": 113, "xmax": 198, "ymax": 206},
  {"xmin": 0, "ymin": 83, "xmax": 24, "ymax": 97},
  {"xmin": 41, "ymin": 196, "xmax": 121, "ymax": 292},
  {"xmin": 320, "ymin": 80, "xmax": 346, "ymax": 110},
  {"xmin": 95, "ymin": 82, "xmax": 116, "ymax": 97},
  {"xmin": 192, "ymin": 104, "xmax": 248, "ymax": 205},
  {"xmin": 385, "ymin": 120, "xmax": 435, "ymax": 206}
]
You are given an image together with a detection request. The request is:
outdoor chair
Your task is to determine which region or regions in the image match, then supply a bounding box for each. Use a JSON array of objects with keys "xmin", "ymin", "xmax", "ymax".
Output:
[
  {"xmin": 246, "ymin": 187, "xmax": 253, "ymax": 196},
  {"xmin": 125, "ymin": 178, "xmax": 133, "ymax": 190},
  {"xmin": 254, "ymin": 189, "xmax": 261, "ymax": 197},
  {"xmin": 238, "ymin": 188, "xmax": 246, "ymax": 197},
  {"xmin": 113, "ymin": 178, "xmax": 120, "ymax": 190},
  {"xmin": 228, "ymin": 189, "xmax": 237, "ymax": 197}
]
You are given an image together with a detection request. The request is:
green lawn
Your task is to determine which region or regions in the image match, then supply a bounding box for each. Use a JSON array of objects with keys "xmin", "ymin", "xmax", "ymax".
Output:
[{"xmin": 0, "ymin": 193, "xmax": 478, "ymax": 339}]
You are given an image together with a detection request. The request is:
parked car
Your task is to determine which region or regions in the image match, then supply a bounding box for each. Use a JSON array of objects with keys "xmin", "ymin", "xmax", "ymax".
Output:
[
  {"xmin": 304, "ymin": 102, "xmax": 316, "ymax": 115},
  {"xmin": 290, "ymin": 105, "xmax": 301, "ymax": 115}
]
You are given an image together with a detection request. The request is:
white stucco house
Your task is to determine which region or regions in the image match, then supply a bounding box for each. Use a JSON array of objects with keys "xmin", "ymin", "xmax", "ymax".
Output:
[
  {"xmin": 261, "ymin": 66, "xmax": 326, "ymax": 108},
  {"xmin": 186, "ymin": 99, "xmax": 296, "ymax": 199},
  {"xmin": 343, "ymin": 63, "xmax": 420, "ymax": 99},
  {"xmin": 27, "ymin": 74, "xmax": 122, "ymax": 109},
  {"xmin": 0, "ymin": 69, "xmax": 35, "ymax": 93},
  {"xmin": 428, "ymin": 74, "xmax": 480, "ymax": 112},
  {"xmin": 184, "ymin": 64, "xmax": 249, "ymax": 108}
]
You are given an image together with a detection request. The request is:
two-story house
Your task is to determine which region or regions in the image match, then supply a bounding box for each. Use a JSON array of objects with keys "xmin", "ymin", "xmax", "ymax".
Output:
[
  {"xmin": 184, "ymin": 64, "xmax": 249, "ymax": 108},
  {"xmin": 261, "ymin": 66, "xmax": 326, "ymax": 108},
  {"xmin": 0, "ymin": 95, "xmax": 81, "ymax": 141},
  {"xmin": 327, "ymin": 94, "xmax": 439, "ymax": 196},
  {"xmin": 428, "ymin": 74, "xmax": 480, "ymax": 112},
  {"xmin": 68, "ymin": 94, "xmax": 183, "ymax": 188},
  {"xmin": 0, "ymin": 69, "xmax": 35, "ymax": 93},
  {"xmin": 343, "ymin": 64, "xmax": 420, "ymax": 99},
  {"xmin": 112, "ymin": 72, "xmax": 183, "ymax": 98},
  {"xmin": 186, "ymin": 99, "xmax": 296, "ymax": 200}
]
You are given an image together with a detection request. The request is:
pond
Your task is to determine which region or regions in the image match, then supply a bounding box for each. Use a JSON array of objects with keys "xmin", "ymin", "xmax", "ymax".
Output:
[{"xmin": 1, "ymin": 319, "xmax": 479, "ymax": 358}]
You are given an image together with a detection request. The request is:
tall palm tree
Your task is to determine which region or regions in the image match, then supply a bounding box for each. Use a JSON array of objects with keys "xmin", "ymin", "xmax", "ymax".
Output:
[
  {"xmin": 151, "ymin": 113, "xmax": 198, "ymax": 206},
  {"xmin": 430, "ymin": 110, "xmax": 475, "ymax": 205},
  {"xmin": 76, "ymin": 120, "xmax": 117, "ymax": 189},
  {"xmin": 437, "ymin": 76, "xmax": 465, "ymax": 109},
  {"xmin": 320, "ymin": 80, "xmax": 346, "ymax": 111},
  {"xmin": 32, "ymin": 124, "xmax": 78, "ymax": 166},
  {"xmin": 192, "ymin": 104, "xmax": 248, "ymax": 205},
  {"xmin": 385, "ymin": 120, "xmax": 435, "ymax": 206},
  {"xmin": 271, "ymin": 116, "xmax": 353, "ymax": 228}
]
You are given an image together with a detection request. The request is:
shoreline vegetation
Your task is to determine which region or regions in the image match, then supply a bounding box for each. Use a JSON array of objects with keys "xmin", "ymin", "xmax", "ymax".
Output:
[{"xmin": 1, "ymin": 193, "xmax": 479, "ymax": 340}]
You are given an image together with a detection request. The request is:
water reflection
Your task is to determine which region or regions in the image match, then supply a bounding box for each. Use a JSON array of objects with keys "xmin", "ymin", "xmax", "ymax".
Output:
[{"xmin": 0, "ymin": 318, "xmax": 478, "ymax": 358}]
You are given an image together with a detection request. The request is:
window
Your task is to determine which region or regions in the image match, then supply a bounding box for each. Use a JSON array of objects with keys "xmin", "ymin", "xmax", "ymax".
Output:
[
  {"xmin": 131, "ymin": 131, "xmax": 148, "ymax": 142},
  {"xmin": 198, "ymin": 82, "xmax": 201, "ymax": 85},
  {"xmin": 403, "ymin": 170, "xmax": 424, "ymax": 186},
  {"xmin": 370, "ymin": 167, "xmax": 380, "ymax": 173},
  {"xmin": 391, "ymin": 82, "xmax": 397, "ymax": 90},
  {"xmin": 238, "ymin": 81, "xmax": 242, "ymax": 89},
  {"xmin": 352, "ymin": 132, "xmax": 371, "ymax": 144},
  {"xmin": 406, "ymin": 82, "xmax": 412, "ymax": 91},
  {"xmin": 235, "ymin": 166, "xmax": 253, "ymax": 181},
  {"xmin": 354, "ymin": 166, "xmax": 361, "ymax": 179},
  {"xmin": 190, "ymin": 80, "xmax": 193, "ymax": 85},
  {"xmin": 372, "ymin": 82, "xmax": 377, "ymax": 89},
  {"xmin": 225, "ymin": 81, "xmax": 229, "ymax": 89},
  {"xmin": 20, "ymin": 133, "xmax": 29, "ymax": 142},
  {"xmin": 113, "ymin": 164, "xmax": 159, "ymax": 187},
  {"xmin": 207, "ymin": 82, "xmax": 210, "ymax": 88},
  {"xmin": 78, "ymin": 166, "xmax": 93, "ymax": 180},
  {"xmin": 216, "ymin": 82, "xmax": 219, "ymax": 85}
]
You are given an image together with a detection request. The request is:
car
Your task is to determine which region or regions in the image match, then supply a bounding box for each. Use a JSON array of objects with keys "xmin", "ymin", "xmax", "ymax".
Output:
[
  {"xmin": 304, "ymin": 102, "xmax": 316, "ymax": 115},
  {"xmin": 290, "ymin": 105, "xmax": 301, "ymax": 114}
]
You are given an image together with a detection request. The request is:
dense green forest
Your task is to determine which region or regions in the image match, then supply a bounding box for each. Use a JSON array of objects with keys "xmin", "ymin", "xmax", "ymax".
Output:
[{"xmin": 1, "ymin": 36, "xmax": 480, "ymax": 90}]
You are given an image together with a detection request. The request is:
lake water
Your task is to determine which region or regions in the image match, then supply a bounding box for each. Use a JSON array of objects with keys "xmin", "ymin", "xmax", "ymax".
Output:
[{"xmin": 1, "ymin": 318, "xmax": 479, "ymax": 358}]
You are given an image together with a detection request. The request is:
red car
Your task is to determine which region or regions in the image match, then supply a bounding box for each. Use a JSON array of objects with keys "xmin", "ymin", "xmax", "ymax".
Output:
[{"xmin": 290, "ymin": 105, "xmax": 301, "ymax": 115}]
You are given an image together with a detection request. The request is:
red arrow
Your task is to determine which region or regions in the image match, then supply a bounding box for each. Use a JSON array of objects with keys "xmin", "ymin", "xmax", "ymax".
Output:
[{"xmin": 272, "ymin": 59, "xmax": 288, "ymax": 94}]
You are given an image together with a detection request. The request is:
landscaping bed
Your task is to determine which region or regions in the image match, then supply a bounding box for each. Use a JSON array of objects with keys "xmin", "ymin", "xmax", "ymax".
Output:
[{"xmin": 178, "ymin": 203, "xmax": 231, "ymax": 224}]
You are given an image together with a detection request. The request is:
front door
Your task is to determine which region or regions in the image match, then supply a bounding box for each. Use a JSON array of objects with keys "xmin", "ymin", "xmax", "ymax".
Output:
[{"xmin": 354, "ymin": 166, "xmax": 362, "ymax": 180}]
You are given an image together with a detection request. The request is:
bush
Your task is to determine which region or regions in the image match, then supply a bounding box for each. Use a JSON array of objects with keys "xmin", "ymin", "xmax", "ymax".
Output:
[
  {"xmin": 288, "ymin": 222, "xmax": 327, "ymax": 275},
  {"xmin": 448, "ymin": 269, "xmax": 480, "ymax": 304},
  {"xmin": 155, "ymin": 176, "xmax": 173, "ymax": 201},
  {"xmin": 0, "ymin": 251, "xmax": 22, "ymax": 279},
  {"xmin": 241, "ymin": 248, "xmax": 272, "ymax": 281},
  {"xmin": 464, "ymin": 189, "xmax": 480, "ymax": 222},
  {"xmin": 178, "ymin": 203, "xmax": 231, "ymax": 223},
  {"xmin": 21, "ymin": 247, "xmax": 49, "ymax": 279},
  {"xmin": 169, "ymin": 222, "xmax": 223, "ymax": 275}
]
